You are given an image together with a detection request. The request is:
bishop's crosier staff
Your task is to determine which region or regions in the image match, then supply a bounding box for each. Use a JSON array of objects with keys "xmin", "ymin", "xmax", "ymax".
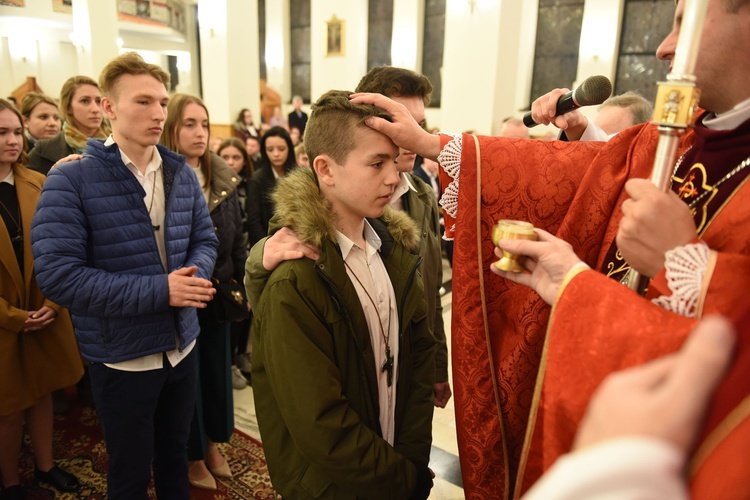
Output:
[{"xmin": 625, "ymin": 0, "xmax": 711, "ymax": 291}]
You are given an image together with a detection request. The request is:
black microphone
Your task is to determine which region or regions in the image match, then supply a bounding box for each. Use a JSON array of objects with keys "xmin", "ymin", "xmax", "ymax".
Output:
[{"xmin": 523, "ymin": 75, "xmax": 613, "ymax": 128}]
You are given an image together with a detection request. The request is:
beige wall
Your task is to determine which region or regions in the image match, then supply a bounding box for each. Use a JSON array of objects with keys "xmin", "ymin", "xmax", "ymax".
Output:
[
  {"xmin": 0, "ymin": 0, "xmax": 197, "ymax": 101},
  {"xmin": 0, "ymin": 0, "xmax": 631, "ymax": 137}
]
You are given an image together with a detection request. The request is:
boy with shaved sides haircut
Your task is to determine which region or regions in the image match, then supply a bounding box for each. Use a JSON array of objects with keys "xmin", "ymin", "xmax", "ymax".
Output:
[
  {"xmin": 31, "ymin": 52, "xmax": 218, "ymax": 499},
  {"xmin": 246, "ymin": 66, "xmax": 452, "ymax": 409},
  {"xmin": 249, "ymin": 90, "xmax": 436, "ymax": 499}
]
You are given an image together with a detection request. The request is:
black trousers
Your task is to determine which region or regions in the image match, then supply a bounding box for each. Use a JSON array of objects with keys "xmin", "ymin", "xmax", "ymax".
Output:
[
  {"xmin": 89, "ymin": 349, "xmax": 198, "ymax": 499},
  {"xmin": 188, "ymin": 320, "xmax": 234, "ymax": 460}
]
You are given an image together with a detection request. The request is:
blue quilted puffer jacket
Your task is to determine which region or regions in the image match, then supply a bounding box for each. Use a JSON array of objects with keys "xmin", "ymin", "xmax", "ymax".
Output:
[{"xmin": 31, "ymin": 140, "xmax": 218, "ymax": 363}]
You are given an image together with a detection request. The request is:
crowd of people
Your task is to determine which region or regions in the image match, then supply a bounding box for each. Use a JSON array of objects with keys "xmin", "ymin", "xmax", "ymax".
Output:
[
  {"xmin": 1, "ymin": 0, "xmax": 748, "ymax": 498},
  {"xmin": 0, "ymin": 51, "xmax": 317, "ymax": 499}
]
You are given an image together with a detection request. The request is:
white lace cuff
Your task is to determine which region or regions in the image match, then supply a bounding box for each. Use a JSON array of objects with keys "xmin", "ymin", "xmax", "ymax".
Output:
[
  {"xmin": 651, "ymin": 241, "xmax": 711, "ymax": 318},
  {"xmin": 437, "ymin": 133, "xmax": 462, "ymax": 236}
]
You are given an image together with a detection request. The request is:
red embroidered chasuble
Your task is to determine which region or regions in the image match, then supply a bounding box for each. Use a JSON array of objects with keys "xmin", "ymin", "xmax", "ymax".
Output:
[
  {"xmin": 521, "ymin": 269, "xmax": 750, "ymax": 499},
  {"xmin": 444, "ymin": 117, "xmax": 750, "ymax": 499}
]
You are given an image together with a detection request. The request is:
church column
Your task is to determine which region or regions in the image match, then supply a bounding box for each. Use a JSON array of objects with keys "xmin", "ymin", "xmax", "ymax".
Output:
[
  {"xmin": 71, "ymin": 0, "xmax": 118, "ymax": 78},
  {"xmin": 197, "ymin": 0, "xmax": 261, "ymax": 136},
  {"xmin": 441, "ymin": 0, "xmax": 533, "ymax": 135},
  {"xmin": 574, "ymin": 0, "xmax": 625, "ymax": 124},
  {"xmin": 576, "ymin": 0, "xmax": 624, "ymax": 84},
  {"xmin": 264, "ymin": 0, "xmax": 291, "ymax": 104},
  {"xmin": 391, "ymin": 0, "xmax": 424, "ymax": 71}
]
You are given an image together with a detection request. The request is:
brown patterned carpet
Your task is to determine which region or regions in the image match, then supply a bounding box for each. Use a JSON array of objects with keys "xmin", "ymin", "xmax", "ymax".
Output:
[{"xmin": 17, "ymin": 398, "xmax": 278, "ymax": 499}]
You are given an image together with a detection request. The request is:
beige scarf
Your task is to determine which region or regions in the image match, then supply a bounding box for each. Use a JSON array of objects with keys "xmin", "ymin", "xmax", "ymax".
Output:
[{"xmin": 63, "ymin": 121, "xmax": 106, "ymax": 154}]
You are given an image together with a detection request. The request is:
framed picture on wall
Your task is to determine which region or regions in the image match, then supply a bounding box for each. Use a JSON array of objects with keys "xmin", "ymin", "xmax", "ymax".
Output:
[
  {"xmin": 326, "ymin": 15, "xmax": 344, "ymax": 57},
  {"xmin": 52, "ymin": 0, "xmax": 71, "ymax": 13}
]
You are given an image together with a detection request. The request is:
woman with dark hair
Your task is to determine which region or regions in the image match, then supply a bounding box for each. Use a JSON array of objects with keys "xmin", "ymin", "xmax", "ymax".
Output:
[
  {"xmin": 27, "ymin": 76, "xmax": 109, "ymax": 175},
  {"xmin": 0, "ymin": 99, "xmax": 83, "ymax": 498},
  {"xmin": 232, "ymin": 108, "xmax": 259, "ymax": 143},
  {"xmin": 161, "ymin": 94, "xmax": 247, "ymax": 491},
  {"xmin": 247, "ymin": 126, "xmax": 296, "ymax": 247},
  {"xmin": 217, "ymin": 137, "xmax": 253, "ymax": 388},
  {"xmin": 19, "ymin": 92, "xmax": 60, "ymax": 153},
  {"xmin": 217, "ymin": 137, "xmax": 252, "ymax": 246}
]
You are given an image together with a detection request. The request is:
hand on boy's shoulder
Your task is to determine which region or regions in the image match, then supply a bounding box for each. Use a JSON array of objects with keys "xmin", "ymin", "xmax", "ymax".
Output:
[
  {"xmin": 51, "ymin": 153, "xmax": 84, "ymax": 171},
  {"xmin": 263, "ymin": 227, "xmax": 321, "ymax": 271}
]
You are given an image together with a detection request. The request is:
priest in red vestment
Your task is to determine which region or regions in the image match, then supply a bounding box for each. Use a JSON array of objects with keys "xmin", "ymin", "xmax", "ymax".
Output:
[{"xmin": 351, "ymin": 0, "xmax": 750, "ymax": 497}]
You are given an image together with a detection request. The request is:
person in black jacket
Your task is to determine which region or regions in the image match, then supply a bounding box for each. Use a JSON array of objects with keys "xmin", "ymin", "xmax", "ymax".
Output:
[
  {"xmin": 287, "ymin": 95, "xmax": 308, "ymax": 137},
  {"xmin": 246, "ymin": 126, "xmax": 296, "ymax": 247},
  {"xmin": 161, "ymin": 94, "xmax": 247, "ymax": 491},
  {"xmin": 217, "ymin": 137, "xmax": 254, "ymax": 387}
]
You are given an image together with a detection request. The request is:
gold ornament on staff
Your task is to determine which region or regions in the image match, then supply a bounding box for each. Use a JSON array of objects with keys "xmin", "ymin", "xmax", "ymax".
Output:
[
  {"xmin": 492, "ymin": 220, "xmax": 538, "ymax": 272},
  {"xmin": 624, "ymin": 0, "xmax": 709, "ymax": 292}
]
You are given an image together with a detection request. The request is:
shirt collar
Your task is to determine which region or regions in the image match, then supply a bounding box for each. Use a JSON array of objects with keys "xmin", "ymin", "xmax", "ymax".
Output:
[
  {"xmin": 703, "ymin": 97, "xmax": 750, "ymax": 131},
  {"xmin": 390, "ymin": 172, "xmax": 417, "ymax": 205},
  {"xmin": 105, "ymin": 135, "xmax": 162, "ymax": 176},
  {"xmin": 0, "ymin": 168, "xmax": 14, "ymax": 185},
  {"xmin": 335, "ymin": 219, "xmax": 382, "ymax": 261}
]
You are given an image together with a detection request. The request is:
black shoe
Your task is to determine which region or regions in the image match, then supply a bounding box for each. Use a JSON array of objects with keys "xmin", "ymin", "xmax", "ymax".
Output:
[
  {"xmin": 1, "ymin": 485, "xmax": 24, "ymax": 500},
  {"xmin": 34, "ymin": 466, "xmax": 80, "ymax": 493}
]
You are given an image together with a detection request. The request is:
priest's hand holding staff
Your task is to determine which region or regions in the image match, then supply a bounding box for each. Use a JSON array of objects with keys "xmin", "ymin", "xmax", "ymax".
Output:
[{"xmin": 617, "ymin": 179, "xmax": 697, "ymax": 277}]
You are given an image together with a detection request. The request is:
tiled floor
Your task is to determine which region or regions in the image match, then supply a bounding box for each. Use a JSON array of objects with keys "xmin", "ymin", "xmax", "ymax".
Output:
[{"xmin": 233, "ymin": 259, "xmax": 464, "ymax": 499}]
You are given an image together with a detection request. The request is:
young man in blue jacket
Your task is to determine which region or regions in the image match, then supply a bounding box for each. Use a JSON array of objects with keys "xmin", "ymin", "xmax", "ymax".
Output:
[{"xmin": 31, "ymin": 52, "xmax": 218, "ymax": 499}]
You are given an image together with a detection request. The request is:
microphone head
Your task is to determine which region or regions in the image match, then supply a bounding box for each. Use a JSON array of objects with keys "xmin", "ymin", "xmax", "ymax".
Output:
[{"xmin": 573, "ymin": 75, "xmax": 613, "ymax": 106}]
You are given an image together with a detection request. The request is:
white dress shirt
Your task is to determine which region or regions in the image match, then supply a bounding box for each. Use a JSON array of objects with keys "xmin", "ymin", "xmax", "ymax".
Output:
[{"xmin": 335, "ymin": 221, "xmax": 399, "ymax": 445}]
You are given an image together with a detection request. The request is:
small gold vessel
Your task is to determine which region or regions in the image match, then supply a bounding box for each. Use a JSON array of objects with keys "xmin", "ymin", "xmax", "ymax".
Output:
[{"xmin": 491, "ymin": 220, "xmax": 537, "ymax": 272}]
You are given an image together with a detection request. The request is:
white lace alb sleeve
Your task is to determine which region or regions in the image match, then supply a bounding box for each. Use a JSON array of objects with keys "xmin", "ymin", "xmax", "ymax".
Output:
[
  {"xmin": 578, "ymin": 121, "xmax": 611, "ymax": 142},
  {"xmin": 437, "ymin": 133, "xmax": 462, "ymax": 237},
  {"xmin": 651, "ymin": 241, "xmax": 711, "ymax": 318}
]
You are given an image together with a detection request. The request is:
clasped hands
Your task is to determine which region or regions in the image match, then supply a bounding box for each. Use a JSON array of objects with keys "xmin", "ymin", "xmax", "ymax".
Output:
[
  {"xmin": 493, "ymin": 179, "xmax": 697, "ymax": 302},
  {"xmin": 24, "ymin": 306, "xmax": 58, "ymax": 332},
  {"xmin": 168, "ymin": 266, "xmax": 216, "ymax": 308}
]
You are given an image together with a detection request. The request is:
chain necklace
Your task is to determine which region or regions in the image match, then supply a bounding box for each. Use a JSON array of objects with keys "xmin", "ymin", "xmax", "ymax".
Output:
[
  {"xmin": 670, "ymin": 146, "xmax": 693, "ymax": 178},
  {"xmin": 147, "ymin": 171, "xmax": 160, "ymax": 232},
  {"xmin": 670, "ymin": 146, "xmax": 750, "ymax": 209},
  {"xmin": 0, "ymin": 198, "xmax": 22, "ymax": 244},
  {"xmin": 687, "ymin": 156, "xmax": 750, "ymax": 209},
  {"xmin": 344, "ymin": 259, "xmax": 395, "ymax": 387}
]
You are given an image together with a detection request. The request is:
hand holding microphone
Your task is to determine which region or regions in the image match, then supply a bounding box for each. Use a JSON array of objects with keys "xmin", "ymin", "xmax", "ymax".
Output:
[{"xmin": 524, "ymin": 76, "xmax": 613, "ymax": 137}]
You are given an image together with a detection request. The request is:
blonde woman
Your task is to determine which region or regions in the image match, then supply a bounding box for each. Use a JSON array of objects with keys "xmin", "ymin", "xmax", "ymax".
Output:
[
  {"xmin": 161, "ymin": 94, "xmax": 246, "ymax": 491},
  {"xmin": 28, "ymin": 76, "xmax": 109, "ymax": 175},
  {"xmin": 19, "ymin": 92, "xmax": 60, "ymax": 152}
]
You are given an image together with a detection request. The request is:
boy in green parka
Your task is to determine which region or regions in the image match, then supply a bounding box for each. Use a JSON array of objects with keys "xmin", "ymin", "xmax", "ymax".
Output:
[{"xmin": 249, "ymin": 90, "xmax": 436, "ymax": 499}]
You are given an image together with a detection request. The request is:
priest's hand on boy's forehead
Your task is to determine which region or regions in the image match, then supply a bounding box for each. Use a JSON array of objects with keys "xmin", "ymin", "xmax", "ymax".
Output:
[{"xmin": 349, "ymin": 93, "xmax": 441, "ymax": 161}]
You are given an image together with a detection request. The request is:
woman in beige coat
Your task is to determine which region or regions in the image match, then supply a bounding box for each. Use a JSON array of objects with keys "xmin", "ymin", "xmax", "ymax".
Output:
[{"xmin": 0, "ymin": 99, "xmax": 83, "ymax": 499}]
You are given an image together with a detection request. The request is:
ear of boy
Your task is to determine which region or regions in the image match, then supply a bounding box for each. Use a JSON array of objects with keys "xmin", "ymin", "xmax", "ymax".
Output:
[
  {"xmin": 313, "ymin": 155, "xmax": 336, "ymax": 187},
  {"xmin": 101, "ymin": 97, "xmax": 117, "ymax": 122}
]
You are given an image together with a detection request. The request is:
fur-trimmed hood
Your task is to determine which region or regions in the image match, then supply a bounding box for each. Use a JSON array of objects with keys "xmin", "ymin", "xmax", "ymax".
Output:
[{"xmin": 271, "ymin": 167, "xmax": 420, "ymax": 252}]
